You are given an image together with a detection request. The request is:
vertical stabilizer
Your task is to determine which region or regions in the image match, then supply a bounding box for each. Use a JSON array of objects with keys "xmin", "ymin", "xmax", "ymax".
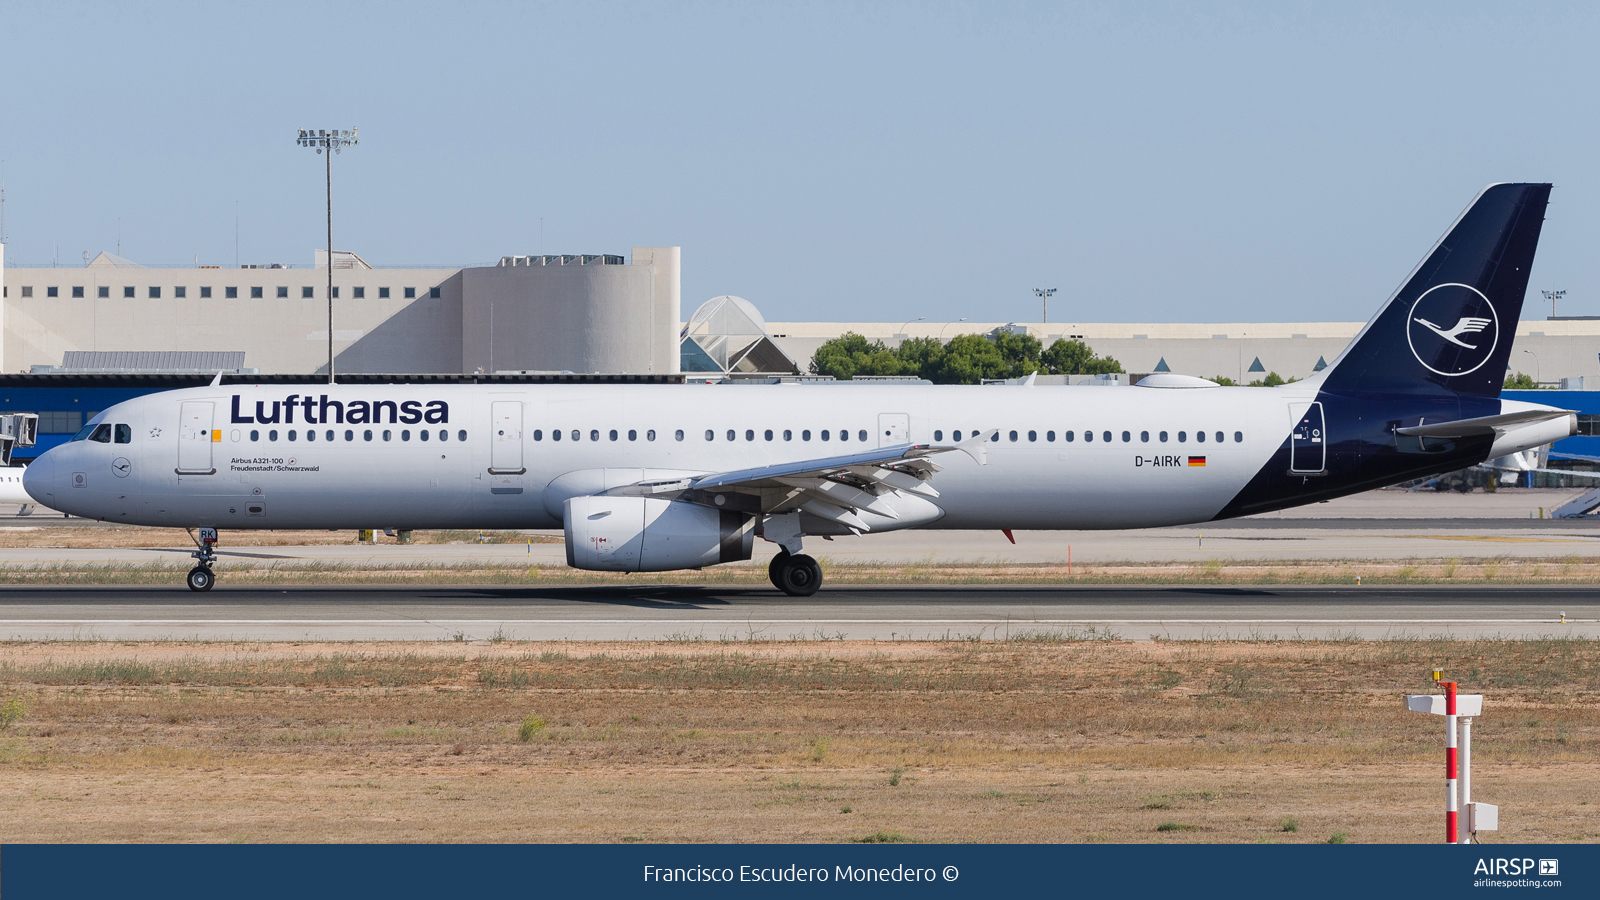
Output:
[{"xmin": 1320, "ymin": 183, "xmax": 1551, "ymax": 398}]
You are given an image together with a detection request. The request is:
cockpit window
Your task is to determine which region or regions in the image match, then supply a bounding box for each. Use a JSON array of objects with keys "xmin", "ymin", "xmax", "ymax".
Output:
[
  {"xmin": 88, "ymin": 424, "xmax": 112, "ymax": 443},
  {"xmin": 114, "ymin": 424, "xmax": 132, "ymax": 444},
  {"xmin": 70, "ymin": 423, "xmax": 97, "ymax": 442}
]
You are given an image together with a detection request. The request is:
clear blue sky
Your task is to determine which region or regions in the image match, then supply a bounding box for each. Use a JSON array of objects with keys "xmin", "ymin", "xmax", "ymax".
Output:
[{"xmin": 3, "ymin": 2, "xmax": 1597, "ymax": 324}]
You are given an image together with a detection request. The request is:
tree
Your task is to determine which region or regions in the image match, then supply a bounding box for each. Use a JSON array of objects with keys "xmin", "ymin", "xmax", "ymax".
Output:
[
  {"xmin": 1247, "ymin": 371, "xmax": 1298, "ymax": 387},
  {"xmin": 1041, "ymin": 339, "xmax": 1124, "ymax": 375},
  {"xmin": 895, "ymin": 336, "xmax": 947, "ymax": 381},
  {"xmin": 992, "ymin": 331, "xmax": 1043, "ymax": 378},
  {"xmin": 1209, "ymin": 375, "xmax": 1239, "ymax": 386},
  {"xmin": 931, "ymin": 334, "xmax": 1012, "ymax": 384},
  {"xmin": 809, "ymin": 332, "xmax": 910, "ymax": 379},
  {"xmin": 1503, "ymin": 372, "xmax": 1545, "ymax": 390}
]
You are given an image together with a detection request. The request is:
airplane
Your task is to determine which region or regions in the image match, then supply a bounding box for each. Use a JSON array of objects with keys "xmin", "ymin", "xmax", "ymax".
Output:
[
  {"xmin": 22, "ymin": 182, "xmax": 1574, "ymax": 594},
  {"xmin": 0, "ymin": 464, "xmax": 39, "ymax": 515}
]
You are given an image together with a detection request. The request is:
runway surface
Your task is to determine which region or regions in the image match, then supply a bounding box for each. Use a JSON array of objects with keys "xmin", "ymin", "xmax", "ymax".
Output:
[{"xmin": 1, "ymin": 584, "xmax": 1595, "ymax": 641}]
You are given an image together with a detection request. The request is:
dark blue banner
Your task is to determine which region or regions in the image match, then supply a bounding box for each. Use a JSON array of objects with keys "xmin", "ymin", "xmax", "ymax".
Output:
[{"xmin": 3, "ymin": 843, "xmax": 1593, "ymax": 899}]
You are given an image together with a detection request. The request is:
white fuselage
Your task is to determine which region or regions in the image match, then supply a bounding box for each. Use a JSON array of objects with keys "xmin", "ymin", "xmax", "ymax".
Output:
[{"xmin": 19, "ymin": 380, "xmax": 1545, "ymax": 534}]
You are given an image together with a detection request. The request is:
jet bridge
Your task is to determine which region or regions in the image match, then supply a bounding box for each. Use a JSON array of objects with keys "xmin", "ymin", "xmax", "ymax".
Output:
[{"xmin": 0, "ymin": 414, "xmax": 39, "ymax": 466}]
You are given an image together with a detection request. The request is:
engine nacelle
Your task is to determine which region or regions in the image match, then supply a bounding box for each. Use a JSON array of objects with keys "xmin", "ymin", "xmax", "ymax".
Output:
[{"xmin": 565, "ymin": 495, "xmax": 754, "ymax": 572}]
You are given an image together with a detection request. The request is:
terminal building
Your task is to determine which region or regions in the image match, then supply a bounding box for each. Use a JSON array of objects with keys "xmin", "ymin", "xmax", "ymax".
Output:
[{"xmin": 1, "ymin": 247, "xmax": 680, "ymax": 377}]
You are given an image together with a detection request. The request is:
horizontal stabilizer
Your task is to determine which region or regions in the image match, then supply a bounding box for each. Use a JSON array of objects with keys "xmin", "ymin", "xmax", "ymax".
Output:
[{"xmin": 1397, "ymin": 408, "xmax": 1574, "ymax": 438}]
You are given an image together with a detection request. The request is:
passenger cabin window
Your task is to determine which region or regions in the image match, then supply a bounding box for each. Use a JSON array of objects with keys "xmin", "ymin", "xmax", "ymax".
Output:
[
  {"xmin": 1084, "ymin": 431, "xmax": 1093, "ymax": 442},
  {"xmin": 802, "ymin": 430, "xmax": 812, "ymax": 441},
  {"xmin": 288, "ymin": 430, "xmax": 297, "ymax": 441},
  {"xmin": 114, "ymin": 424, "xmax": 132, "ymax": 443},
  {"xmin": 250, "ymin": 430, "xmax": 260, "ymax": 441},
  {"xmin": 1216, "ymin": 431, "xmax": 1225, "ymax": 443},
  {"xmin": 590, "ymin": 430, "xmax": 599, "ymax": 441},
  {"xmin": 673, "ymin": 430, "xmax": 683, "ymax": 441},
  {"xmin": 533, "ymin": 429, "xmax": 542, "ymax": 441},
  {"xmin": 1009, "ymin": 431, "xmax": 1018, "ymax": 442},
  {"xmin": 934, "ymin": 430, "xmax": 943, "ymax": 441},
  {"xmin": 1140, "ymin": 431, "xmax": 1149, "ymax": 442},
  {"xmin": 1178, "ymin": 431, "xmax": 1187, "ymax": 442},
  {"xmin": 705, "ymin": 430, "xmax": 714, "ymax": 441},
  {"xmin": 1103, "ymin": 431, "xmax": 1112, "ymax": 442},
  {"xmin": 458, "ymin": 430, "xmax": 466, "ymax": 441},
  {"xmin": 1160, "ymin": 431, "xmax": 1168, "ymax": 442},
  {"xmin": 726, "ymin": 429, "xmax": 736, "ymax": 441},
  {"xmin": 402, "ymin": 430, "xmax": 411, "ymax": 441},
  {"xmin": 647, "ymin": 430, "xmax": 656, "ymax": 441},
  {"xmin": 821, "ymin": 430, "xmax": 830, "ymax": 441},
  {"xmin": 1064, "ymin": 431, "xmax": 1074, "ymax": 442},
  {"xmin": 270, "ymin": 430, "xmax": 279, "ymax": 441},
  {"xmin": 1234, "ymin": 431, "xmax": 1243, "ymax": 442},
  {"xmin": 1197, "ymin": 431, "xmax": 1206, "ymax": 443}
]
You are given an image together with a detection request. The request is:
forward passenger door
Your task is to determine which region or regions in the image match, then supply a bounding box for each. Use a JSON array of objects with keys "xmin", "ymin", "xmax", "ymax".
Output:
[{"xmin": 177, "ymin": 401, "xmax": 216, "ymax": 475}]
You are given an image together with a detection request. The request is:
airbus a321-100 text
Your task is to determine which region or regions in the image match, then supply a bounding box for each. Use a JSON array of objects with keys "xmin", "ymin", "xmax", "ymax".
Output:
[{"xmin": 24, "ymin": 183, "xmax": 1575, "ymax": 594}]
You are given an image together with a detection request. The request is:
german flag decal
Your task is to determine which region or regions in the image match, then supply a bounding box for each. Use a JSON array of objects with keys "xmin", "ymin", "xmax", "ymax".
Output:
[{"xmin": 1187, "ymin": 456, "xmax": 1206, "ymax": 467}]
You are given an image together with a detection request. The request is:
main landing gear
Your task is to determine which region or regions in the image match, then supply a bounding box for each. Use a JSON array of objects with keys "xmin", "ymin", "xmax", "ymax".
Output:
[
  {"xmin": 186, "ymin": 526, "xmax": 219, "ymax": 592},
  {"xmin": 768, "ymin": 550, "xmax": 822, "ymax": 597}
]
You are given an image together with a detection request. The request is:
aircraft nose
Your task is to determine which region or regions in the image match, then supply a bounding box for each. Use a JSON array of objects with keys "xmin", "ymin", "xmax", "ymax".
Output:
[{"xmin": 22, "ymin": 451, "xmax": 55, "ymax": 504}]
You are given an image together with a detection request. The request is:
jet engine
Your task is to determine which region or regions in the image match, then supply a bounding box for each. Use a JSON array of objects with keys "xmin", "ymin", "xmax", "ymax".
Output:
[{"xmin": 564, "ymin": 495, "xmax": 754, "ymax": 572}]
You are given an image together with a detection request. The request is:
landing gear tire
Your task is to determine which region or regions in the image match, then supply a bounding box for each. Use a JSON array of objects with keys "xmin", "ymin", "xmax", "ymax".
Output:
[
  {"xmin": 768, "ymin": 551, "xmax": 790, "ymax": 590},
  {"xmin": 186, "ymin": 566, "xmax": 215, "ymax": 592},
  {"xmin": 771, "ymin": 552, "xmax": 822, "ymax": 597}
]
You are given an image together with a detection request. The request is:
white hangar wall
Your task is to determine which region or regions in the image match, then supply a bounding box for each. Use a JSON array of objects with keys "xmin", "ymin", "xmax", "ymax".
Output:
[{"xmin": 460, "ymin": 247, "xmax": 679, "ymax": 375}]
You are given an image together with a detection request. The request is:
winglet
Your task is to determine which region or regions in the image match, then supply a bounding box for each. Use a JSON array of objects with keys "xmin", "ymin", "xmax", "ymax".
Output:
[
  {"xmin": 954, "ymin": 428, "xmax": 999, "ymax": 465},
  {"xmin": 209, "ymin": 370, "xmax": 225, "ymax": 388},
  {"xmin": 1022, "ymin": 371, "xmax": 1037, "ymax": 386}
]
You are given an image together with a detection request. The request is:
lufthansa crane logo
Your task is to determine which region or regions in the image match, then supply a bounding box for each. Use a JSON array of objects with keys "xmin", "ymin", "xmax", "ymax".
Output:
[{"xmin": 1406, "ymin": 283, "xmax": 1498, "ymax": 377}]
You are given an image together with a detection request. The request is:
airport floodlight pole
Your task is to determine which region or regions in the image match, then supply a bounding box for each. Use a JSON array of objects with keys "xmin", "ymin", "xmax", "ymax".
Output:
[
  {"xmin": 1542, "ymin": 289, "xmax": 1565, "ymax": 319},
  {"xmin": 939, "ymin": 318, "xmax": 967, "ymax": 342},
  {"xmin": 297, "ymin": 127, "xmax": 359, "ymax": 384},
  {"xmin": 897, "ymin": 317, "xmax": 925, "ymax": 343},
  {"xmin": 1033, "ymin": 288, "xmax": 1056, "ymax": 324},
  {"xmin": 1522, "ymin": 349, "xmax": 1541, "ymax": 384}
]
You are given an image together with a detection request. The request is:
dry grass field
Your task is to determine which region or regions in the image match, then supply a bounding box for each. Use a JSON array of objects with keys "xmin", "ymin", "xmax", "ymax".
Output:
[{"xmin": 0, "ymin": 637, "xmax": 1596, "ymax": 844}]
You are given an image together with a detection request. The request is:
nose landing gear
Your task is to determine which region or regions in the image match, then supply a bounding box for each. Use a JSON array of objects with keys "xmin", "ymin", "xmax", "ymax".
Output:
[
  {"xmin": 186, "ymin": 526, "xmax": 219, "ymax": 592},
  {"xmin": 768, "ymin": 550, "xmax": 823, "ymax": 597}
]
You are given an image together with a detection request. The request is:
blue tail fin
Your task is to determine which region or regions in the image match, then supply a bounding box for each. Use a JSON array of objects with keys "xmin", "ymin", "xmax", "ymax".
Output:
[{"xmin": 1320, "ymin": 183, "xmax": 1551, "ymax": 398}]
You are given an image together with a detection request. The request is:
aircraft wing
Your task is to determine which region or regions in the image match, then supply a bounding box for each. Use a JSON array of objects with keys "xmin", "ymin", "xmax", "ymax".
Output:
[
  {"xmin": 606, "ymin": 430, "xmax": 997, "ymax": 526},
  {"xmin": 1396, "ymin": 408, "xmax": 1575, "ymax": 438}
]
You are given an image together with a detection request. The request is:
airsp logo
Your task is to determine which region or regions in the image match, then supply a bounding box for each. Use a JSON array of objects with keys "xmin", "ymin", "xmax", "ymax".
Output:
[{"xmin": 1407, "ymin": 282, "xmax": 1498, "ymax": 377}]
